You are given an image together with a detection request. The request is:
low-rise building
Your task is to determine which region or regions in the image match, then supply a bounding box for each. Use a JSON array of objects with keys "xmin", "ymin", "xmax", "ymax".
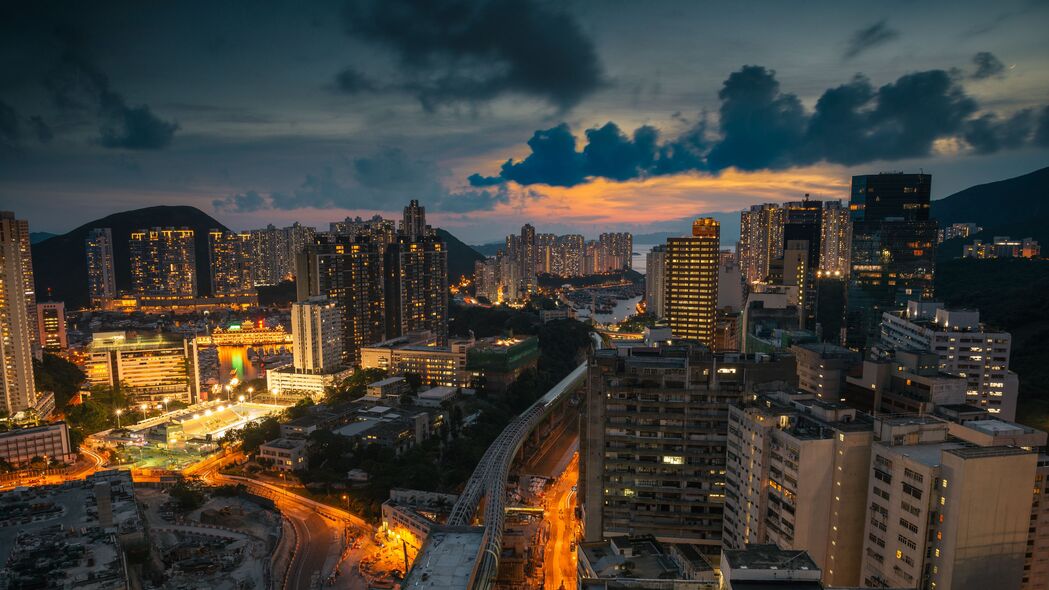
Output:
[
  {"xmin": 266, "ymin": 365, "xmax": 354, "ymax": 398},
  {"xmin": 720, "ymin": 544, "xmax": 822, "ymax": 590},
  {"xmin": 416, "ymin": 386, "xmax": 460, "ymax": 408},
  {"xmin": 258, "ymin": 437, "xmax": 308, "ymax": 471},
  {"xmin": 0, "ymin": 422, "xmax": 76, "ymax": 466},
  {"xmin": 791, "ymin": 342, "xmax": 860, "ymax": 401},
  {"xmin": 365, "ymin": 376, "xmax": 409, "ymax": 400},
  {"xmin": 465, "ymin": 336, "xmax": 539, "ymax": 394},
  {"xmin": 963, "ymin": 236, "xmax": 1040, "ymax": 259},
  {"xmin": 577, "ymin": 536, "xmax": 717, "ymax": 590},
  {"xmin": 84, "ymin": 331, "xmax": 200, "ymax": 404},
  {"xmin": 843, "ymin": 350, "xmax": 967, "ymax": 416},
  {"xmin": 360, "ymin": 332, "xmax": 473, "ymax": 387},
  {"xmin": 36, "ymin": 301, "xmax": 68, "ymax": 351}
]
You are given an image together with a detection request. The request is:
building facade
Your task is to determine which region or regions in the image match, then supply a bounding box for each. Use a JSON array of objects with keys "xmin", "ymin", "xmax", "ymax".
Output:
[
  {"xmin": 85, "ymin": 227, "xmax": 117, "ymax": 304},
  {"xmin": 207, "ymin": 230, "xmax": 255, "ymax": 297},
  {"xmin": 0, "ymin": 211, "xmax": 37, "ymax": 416},
  {"xmin": 85, "ymin": 331, "xmax": 199, "ymax": 404},
  {"xmin": 0, "ymin": 422, "xmax": 76, "ymax": 466},
  {"xmin": 665, "ymin": 218, "xmax": 720, "ymax": 348},
  {"xmin": 36, "ymin": 301, "xmax": 67, "ymax": 351},
  {"xmin": 880, "ymin": 302, "xmax": 1019, "ymax": 420},
  {"xmin": 645, "ymin": 245, "xmax": 667, "ymax": 318},
  {"xmin": 384, "ymin": 201, "xmax": 449, "ymax": 345},
  {"xmin": 845, "ymin": 173, "xmax": 937, "ymax": 349},
  {"xmin": 129, "ymin": 227, "xmax": 197, "ymax": 298},
  {"xmin": 290, "ymin": 296, "xmax": 344, "ymax": 373}
]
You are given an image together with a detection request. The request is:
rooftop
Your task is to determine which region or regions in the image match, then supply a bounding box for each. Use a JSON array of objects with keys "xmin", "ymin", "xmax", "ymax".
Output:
[
  {"xmin": 945, "ymin": 445, "xmax": 1033, "ymax": 460},
  {"xmin": 722, "ymin": 544, "xmax": 819, "ymax": 572},
  {"xmin": 401, "ymin": 527, "xmax": 484, "ymax": 590}
]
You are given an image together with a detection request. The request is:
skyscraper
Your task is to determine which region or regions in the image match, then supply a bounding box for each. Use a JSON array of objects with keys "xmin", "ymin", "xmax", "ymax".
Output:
[
  {"xmin": 385, "ymin": 204, "xmax": 449, "ymax": 344},
  {"xmin": 297, "ymin": 235, "xmax": 386, "ymax": 364},
  {"xmin": 739, "ymin": 204, "xmax": 785, "ymax": 285},
  {"xmin": 519, "ymin": 224, "xmax": 537, "ymax": 296},
  {"xmin": 250, "ymin": 222, "xmax": 317, "ymax": 286},
  {"xmin": 598, "ymin": 232, "xmax": 633, "ymax": 271},
  {"xmin": 0, "ymin": 212, "xmax": 37, "ymax": 415},
  {"xmin": 644, "ymin": 245, "xmax": 666, "ymax": 317},
  {"xmin": 207, "ymin": 230, "xmax": 255, "ymax": 297},
  {"xmin": 85, "ymin": 228, "xmax": 116, "ymax": 304},
  {"xmin": 129, "ymin": 227, "xmax": 197, "ymax": 298},
  {"xmin": 665, "ymin": 218, "xmax": 719, "ymax": 348},
  {"xmin": 290, "ymin": 296, "xmax": 344, "ymax": 373},
  {"xmin": 820, "ymin": 201, "xmax": 851, "ymax": 275},
  {"xmin": 845, "ymin": 173, "xmax": 937, "ymax": 349}
]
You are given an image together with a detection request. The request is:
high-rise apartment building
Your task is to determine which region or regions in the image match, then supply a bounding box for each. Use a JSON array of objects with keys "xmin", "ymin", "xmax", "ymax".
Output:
[
  {"xmin": 665, "ymin": 218, "xmax": 719, "ymax": 348},
  {"xmin": 645, "ymin": 245, "xmax": 667, "ymax": 318},
  {"xmin": 535, "ymin": 233, "xmax": 557, "ymax": 274},
  {"xmin": 580, "ymin": 343, "xmax": 797, "ymax": 560},
  {"xmin": 207, "ymin": 230, "xmax": 255, "ymax": 297},
  {"xmin": 129, "ymin": 227, "xmax": 197, "ymax": 298},
  {"xmin": 819, "ymin": 201, "xmax": 851, "ymax": 275},
  {"xmin": 518, "ymin": 224, "xmax": 537, "ymax": 295},
  {"xmin": 330, "ymin": 215, "xmax": 397, "ymax": 252},
  {"xmin": 556, "ymin": 234, "xmax": 585, "ymax": 277},
  {"xmin": 598, "ymin": 232, "xmax": 633, "ymax": 271},
  {"xmin": 880, "ymin": 301, "xmax": 1020, "ymax": 420},
  {"xmin": 859, "ymin": 416, "xmax": 1036, "ymax": 590},
  {"xmin": 845, "ymin": 173, "xmax": 937, "ymax": 349},
  {"xmin": 384, "ymin": 201, "xmax": 449, "ymax": 345},
  {"xmin": 724, "ymin": 392, "xmax": 873, "ymax": 586},
  {"xmin": 739, "ymin": 204, "xmax": 785, "ymax": 285},
  {"xmin": 85, "ymin": 227, "xmax": 117, "ymax": 304},
  {"xmin": 36, "ymin": 301, "xmax": 67, "ymax": 351},
  {"xmin": 297, "ymin": 235, "xmax": 386, "ymax": 364},
  {"xmin": 0, "ymin": 211, "xmax": 38, "ymax": 415},
  {"xmin": 250, "ymin": 222, "xmax": 316, "ymax": 285},
  {"xmin": 290, "ymin": 296, "xmax": 344, "ymax": 373}
]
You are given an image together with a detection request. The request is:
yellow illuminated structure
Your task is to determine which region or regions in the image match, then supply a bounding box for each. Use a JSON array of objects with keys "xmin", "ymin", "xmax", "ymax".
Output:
[
  {"xmin": 129, "ymin": 227, "xmax": 197, "ymax": 298},
  {"xmin": 207, "ymin": 230, "xmax": 255, "ymax": 297},
  {"xmin": 664, "ymin": 218, "xmax": 720, "ymax": 349}
]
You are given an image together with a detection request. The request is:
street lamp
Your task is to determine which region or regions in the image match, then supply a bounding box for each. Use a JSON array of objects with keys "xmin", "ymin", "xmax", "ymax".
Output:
[
  {"xmin": 238, "ymin": 395, "xmax": 245, "ymax": 403},
  {"xmin": 140, "ymin": 403, "xmax": 148, "ymax": 421},
  {"xmin": 162, "ymin": 397, "xmax": 170, "ymax": 413},
  {"xmin": 115, "ymin": 409, "xmax": 123, "ymax": 429},
  {"xmin": 247, "ymin": 386, "xmax": 254, "ymax": 401},
  {"xmin": 224, "ymin": 384, "xmax": 232, "ymax": 402}
]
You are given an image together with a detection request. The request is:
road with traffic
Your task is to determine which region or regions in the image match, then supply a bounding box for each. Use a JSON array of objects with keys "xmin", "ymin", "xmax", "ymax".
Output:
[{"xmin": 544, "ymin": 453, "xmax": 579, "ymax": 590}]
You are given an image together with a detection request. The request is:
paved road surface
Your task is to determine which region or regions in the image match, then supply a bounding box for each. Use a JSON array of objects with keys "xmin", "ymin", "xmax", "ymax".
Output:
[{"xmin": 544, "ymin": 453, "xmax": 579, "ymax": 590}]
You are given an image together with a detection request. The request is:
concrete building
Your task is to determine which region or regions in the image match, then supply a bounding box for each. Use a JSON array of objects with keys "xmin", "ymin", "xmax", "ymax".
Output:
[
  {"xmin": 258, "ymin": 437, "xmax": 308, "ymax": 471},
  {"xmin": 85, "ymin": 331, "xmax": 199, "ymax": 404},
  {"xmin": 720, "ymin": 544, "xmax": 822, "ymax": 590},
  {"xmin": 963, "ymin": 236, "xmax": 1040, "ymax": 259},
  {"xmin": 207, "ymin": 230, "xmax": 255, "ymax": 297},
  {"xmin": 129, "ymin": 227, "xmax": 197, "ymax": 298},
  {"xmin": 819, "ymin": 201, "xmax": 851, "ymax": 276},
  {"xmin": 249, "ymin": 222, "xmax": 316, "ymax": 286},
  {"xmin": 0, "ymin": 422, "xmax": 75, "ymax": 465},
  {"xmin": 791, "ymin": 342, "xmax": 861, "ymax": 401},
  {"xmin": 646, "ymin": 245, "xmax": 667, "ymax": 318},
  {"xmin": 384, "ymin": 200, "xmax": 449, "ymax": 344},
  {"xmin": 290, "ymin": 296, "xmax": 344, "ymax": 373},
  {"xmin": 880, "ymin": 301, "xmax": 1020, "ymax": 420},
  {"xmin": 1027, "ymin": 454, "xmax": 1049, "ymax": 590},
  {"xmin": 577, "ymin": 536, "xmax": 717, "ymax": 590},
  {"xmin": 85, "ymin": 227, "xmax": 117, "ymax": 304},
  {"xmin": 580, "ymin": 343, "xmax": 797, "ymax": 560},
  {"xmin": 36, "ymin": 300, "xmax": 67, "ymax": 351},
  {"xmin": 740, "ymin": 204, "xmax": 785, "ymax": 286},
  {"xmin": 0, "ymin": 211, "xmax": 38, "ymax": 416},
  {"xmin": 859, "ymin": 416, "xmax": 1037, "ymax": 590},
  {"xmin": 665, "ymin": 219, "xmax": 720, "ymax": 349},
  {"xmin": 843, "ymin": 350, "xmax": 967, "ymax": 416},
  {"xmin": 361, "ymin": 332, "xmax": 472, "ymax": 388},
  {"xmin": 267, "ymin": 365, "xmax": 354, "ymax": 398},
  {"xmin": 723, "ymin": 392, "xmax": 873, "ymax": 586},
  {"xmin": 465, "ymin": 336, "xmax": 540, "ymax": 394}
]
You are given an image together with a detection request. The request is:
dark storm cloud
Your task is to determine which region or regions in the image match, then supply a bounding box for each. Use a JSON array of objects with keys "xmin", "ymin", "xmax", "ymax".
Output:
[
  {"xmin": 0, "ymin": 100, "xmax": 53, "ymax": 150},
  {"xmin": 42, "ymin": 29, "xmax": 178, "ymax": 149},
  {"xmin": 471, "ymin": 65, "xmax": 1044, "ymax": 187},
  {"xmin": 0, "ymin": 101, "xmax": 20, "ymax": 144},
  {"xmin": 971, "ymin": 52, "xmax": 1006, "ymax": 80},
  {"xmin": 844, "ymin": 20, "xmax": 899, "ymax": 59},
  {"xmin": 334, "ymin": 67, "xmax": 377, "ymax": 93},
  {"xmin": 339, "ymin": 0, "xmax": 604, "ymax": 110},
  {"xmin": 29, "ymin": 116, "xmax": 53, "ymax": 143},
  {"xmin": 215, "ymin": 148, "xmax": 519, "ymax": 214},
  {"xmin": 1035, "ymin": 106, "xmax": 1049, "ymax": 148}
]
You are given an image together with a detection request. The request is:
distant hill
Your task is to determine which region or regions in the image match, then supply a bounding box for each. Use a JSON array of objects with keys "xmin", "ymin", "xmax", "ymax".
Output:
[
  {"xmin": 933, "ymin": 165, "xmax": 1049, "ymax": 254},
  {"xmin": 29, "ymin": 232, "xmax": 56, "ymax": 244},
  {"xmin": 436, "ymin": 228, "xmax": 485, "ymax": 282},
  {"xmin": 32, "ymin": 206, "xmax": 230, "ymax": 309},
  {"xmin": 471, "ymin": 242, "xmax": 502, "ymax": 257}
]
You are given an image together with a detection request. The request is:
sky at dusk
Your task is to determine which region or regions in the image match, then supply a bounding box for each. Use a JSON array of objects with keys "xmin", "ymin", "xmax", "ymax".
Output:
[{"xmin": 1, "ymin": 0, "xmax": 1048, "ymax": 242}]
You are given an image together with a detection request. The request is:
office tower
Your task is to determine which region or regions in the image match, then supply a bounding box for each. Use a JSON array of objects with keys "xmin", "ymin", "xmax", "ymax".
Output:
[
  {"xmin": 129, "ymin": 227, "xmax": 197, "ymax": 298},
  {"xmin": 820, "ymin": 201, "xmax": 851, "ymax": 275},
  {"xmin": 290, "ymin": 297, "xmax": 344, "ymax": 373},
  {"xmin": 739, "ymin": 204, "xmax": 785, "ymax": 285},
  {"xmin": 580, "ymin": 343, "xmax": 797, "ymax": 560},
  {"xmin": 645, "ymin": 245, "xmax": 666, "ymax": 317},
  {"xmin": 859, "ymin": 416, "xmax": 1036, "ymax": 589},
  {"xmin": 0, "ymin": 212, "xmax": 38, "ymax": 415},
  {"xmin": 386, "ymin": 229, "xmax": 449, "ymax": 345},
  {"xmin": 85, "ymin": 228, "xmax": 117, "ymax": 304},
  {"xmin": 724, "ymin": 392, "xmax": 873, "ymax": 586},
  {"xmin": 85, "ymin": 331, "xmax": 198, "ymax": 404},
  {"xmin": 846, "ymin": 173, "xmax": 937, "ymax": 349},
  {"xmin": 880, "ymin": 301, "xmax": 1020, "ymax": 420},
  {"xmin": 665, "ymin": 218, "xmax": 720, "ymax": 348},
  {"xmin": 36, "ymin": 301, "xmax": 67, "ymax": 351},
  {"xmin": 598, "ymin": 232, "xmax": 633, "ymax": 271},
  {"xmin": 250, "ymin": 222, "xmax": 317, "ymax": 285},
  {"xmin": 207, "ymin": 230, "xmax": 255, "ymax": 297},
  {"xmin": 813, "ymin": 271, "xmax": 847, "ymax": 344},
  {"xmin": 297, "ymin": 235, "xmax": 386, "ymax": 364},
  {"xmin": 783, "ymin": 199, "xmax": 822, "ymax": 268}
]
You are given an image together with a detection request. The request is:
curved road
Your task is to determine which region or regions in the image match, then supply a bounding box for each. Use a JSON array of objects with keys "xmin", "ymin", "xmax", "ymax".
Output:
[{"xmin": 544, "ymin": 455, "xmax": 579, "ymax": 590}]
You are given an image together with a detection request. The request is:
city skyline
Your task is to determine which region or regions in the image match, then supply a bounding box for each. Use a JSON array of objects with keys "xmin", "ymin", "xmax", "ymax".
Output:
[{"xmin": 2, "ymin": 1, "xmax": 1048, "ymax": 241}]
